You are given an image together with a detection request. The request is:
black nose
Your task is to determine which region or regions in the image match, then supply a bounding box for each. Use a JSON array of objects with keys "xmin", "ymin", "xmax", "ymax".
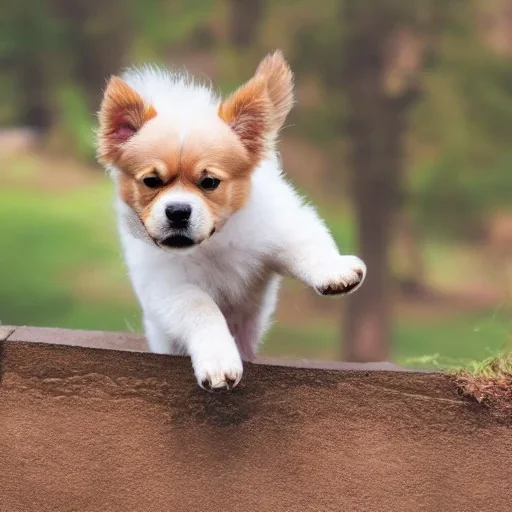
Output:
[{"xmin": 165, "ymin": 203, "xmax": 192, "ymax": 227}]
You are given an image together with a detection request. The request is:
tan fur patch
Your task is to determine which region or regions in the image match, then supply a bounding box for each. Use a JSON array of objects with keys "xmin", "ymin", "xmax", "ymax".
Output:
[
  {"xmin": 218, "ymin": 77, "xmax": 271, "ymax": 164},
  {"xmin": 218, "ymin": 50, "xmax": 294, "ymax": 162},
  {"xmin": 113, "ymin": 115, "xmax": 253, "ymax": 229},
  {"xmin": 97, "ymin": 76, "xmax": 157, "ymax": 165},
  {"xmin": 255, "ymin": 50, "xmax": 295, "ymax": 131}
]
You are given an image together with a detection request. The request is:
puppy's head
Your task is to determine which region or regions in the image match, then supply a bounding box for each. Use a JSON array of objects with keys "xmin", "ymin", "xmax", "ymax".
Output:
[{"xmin": 97, "ymin": 51, "xmax": 294, "ymax": 252}]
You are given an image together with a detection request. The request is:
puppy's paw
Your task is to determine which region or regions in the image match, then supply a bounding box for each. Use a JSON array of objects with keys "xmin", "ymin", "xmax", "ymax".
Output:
[
  {"xmin": 315, "ymin": 255, "xmax": 366, "ymax": 296},
  {"xmin": 193, "ymin": 345, "xmax": 243, "ymax": 392}
]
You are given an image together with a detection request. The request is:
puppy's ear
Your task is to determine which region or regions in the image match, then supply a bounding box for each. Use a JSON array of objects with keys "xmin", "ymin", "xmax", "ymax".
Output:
[
  {"xmin": 254, "ymin": 50, "xmax": 294, "ymax": 132},
  {"xmin": 218, "ymin": 76, "xmax": 271, "ymax": 163},
  {"xmin": 218, "ymin": 50, "xmax": 294, "ymax": 163},
  {"xmin": 97, "ymin": 76, "xmax": 156, "ymax": 165}
]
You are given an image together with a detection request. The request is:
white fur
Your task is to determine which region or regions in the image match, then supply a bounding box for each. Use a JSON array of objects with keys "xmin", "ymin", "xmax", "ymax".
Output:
[{"xmin": 111, "ymin": 67, "xmax": 366, "ymax": 391}]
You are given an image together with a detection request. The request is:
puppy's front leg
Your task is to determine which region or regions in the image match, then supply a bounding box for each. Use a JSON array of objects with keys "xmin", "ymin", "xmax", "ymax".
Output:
[
  {"xmin": 150, "ymin": 285, "xmax": 243, "ymax": 391},
  {"xmin": 276, "ymin": 207, "xmax": 366, "ymax": 296}
]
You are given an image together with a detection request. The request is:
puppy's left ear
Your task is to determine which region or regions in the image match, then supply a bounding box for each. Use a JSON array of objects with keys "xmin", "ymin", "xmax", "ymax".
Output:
[
  {"xmin": 219, "ymin": 50, "xmax": 294, "ymax": 163},
  {"xmin": 254, "ymin": 50, "xmax": 294, "ymax": 132},
  {"xmin": 97, "ymin": 76, "xmax": 156, "ymax": 165}
]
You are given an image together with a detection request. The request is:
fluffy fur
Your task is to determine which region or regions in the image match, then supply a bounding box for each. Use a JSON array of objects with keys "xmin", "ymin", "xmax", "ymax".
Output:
[{"xmin": 97, "ymin": 51, "xmax": 366, "ymax": 392}]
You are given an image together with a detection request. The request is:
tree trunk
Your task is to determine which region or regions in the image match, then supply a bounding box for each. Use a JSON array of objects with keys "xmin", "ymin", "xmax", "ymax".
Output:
[
  {"xmin": 73, "ymin": 1, "xmax": 131, "ymax": 110},
  {"xmin": 394, "ymin": 212, "xmax": 427, "ymax": 296},
  {"xmin": 50, "ymin": 0, "xmax": 131, "ymax": 109},
  {"xmin": 228, "ymin": 0, "xmax": 263, "ymax": 48},
  {"xmin": 341, "ymin": 0, "xmax": 415, "ymax": 361},
  {"xmin": 343, "ymin": 106, "xmax": 404, "ymax": 361},
  {"xmin": 18, "ymin": 56, "xmax": 53, "ymax": 129}
]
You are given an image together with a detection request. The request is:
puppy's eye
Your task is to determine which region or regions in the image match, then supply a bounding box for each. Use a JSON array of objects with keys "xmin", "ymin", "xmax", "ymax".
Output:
[
  {"xmin": 143, "ymin": 176, "xmax": 163, "ymax": 189},
  {"xmin": 199, "ymin": 176, "xmax": 221, "ymax": 191}
]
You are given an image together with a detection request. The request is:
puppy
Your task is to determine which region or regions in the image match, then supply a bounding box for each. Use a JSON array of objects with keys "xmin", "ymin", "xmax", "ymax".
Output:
[{"xmin": 97, "ymin": 51, "xmax": 366, "ymax": 392}]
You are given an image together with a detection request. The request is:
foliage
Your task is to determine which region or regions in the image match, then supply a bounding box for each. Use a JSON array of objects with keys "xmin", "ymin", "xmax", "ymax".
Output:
[
  {"xmin": 410, "ymin": 10, "xmax": 512, "ymax": 238},
  {"xmin": 54, "ymin": 85, "xmax": 97, "ymax": 161}
]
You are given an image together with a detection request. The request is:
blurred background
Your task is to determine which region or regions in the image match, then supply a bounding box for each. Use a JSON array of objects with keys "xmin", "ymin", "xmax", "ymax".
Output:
[{"xmin": 1, "ymin": 0, "xmax": 512, "ymax": 369}]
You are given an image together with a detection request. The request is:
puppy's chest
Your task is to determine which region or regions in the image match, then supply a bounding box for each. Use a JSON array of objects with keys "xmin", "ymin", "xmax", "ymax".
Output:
[{"xmin": 181, "ymin": 245, "xmax": 269, "ymax": 306}]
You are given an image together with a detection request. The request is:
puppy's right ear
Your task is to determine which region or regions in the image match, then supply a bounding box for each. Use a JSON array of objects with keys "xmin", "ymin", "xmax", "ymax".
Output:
[{"xmin": 97, "ymin": 76, "xmax": 156, "ymax": 165}]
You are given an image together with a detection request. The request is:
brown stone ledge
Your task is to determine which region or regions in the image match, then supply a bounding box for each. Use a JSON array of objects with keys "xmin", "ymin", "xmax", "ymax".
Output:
[
  {"xmin": 1, "ymin": 325, "xmax": 415, "ymax": 371},
  {"xmin": 0, "ymin": 325, "xmax": 510, "ymax": 512}
]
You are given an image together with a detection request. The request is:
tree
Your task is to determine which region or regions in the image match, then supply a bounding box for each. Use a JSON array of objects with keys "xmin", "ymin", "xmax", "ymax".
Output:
[
  {"xmin": 0, "ymin": 0, "xmax": 58, "ymax": 129},
  {"xmin": 227, "ymin": 0, "xmax": 264, "ymax": 49},
  {"xmin": 293, "ymin": 0, "xmax": 456, "ymax": 361},
  {"xmin": 410, "ymin": 1, "xmax": 512, "ymax": 242},
  {"xmin": 341, "ymin": 1, "xmax": 425, "ymax": 361},
  {"xmin": 50, "ymin": 0, "xmax": 132, "ymax": 110}
]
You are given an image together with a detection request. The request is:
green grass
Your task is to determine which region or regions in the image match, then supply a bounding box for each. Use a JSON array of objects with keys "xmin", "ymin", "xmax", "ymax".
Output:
[
  {"xmin": 457, "ymin": 352, "xmax": 512, "ymax": 377},
  {"xmin": 263, "ymin": 309, "xmax": 511, "ymax": 369},
  {"xmin": 263, "ymin": 323, "xmax": 338, "ymax": 360},
  {"xmin": 454, "ymin": 352, "xmax": 512, "ymax": 409},
  {"xmin": 0, "ymin": 182, "xmax": 139, "ymax": 331},
  {"xmin": 395, "ymin": 309, "xmax": 511, "ymax": 369}
]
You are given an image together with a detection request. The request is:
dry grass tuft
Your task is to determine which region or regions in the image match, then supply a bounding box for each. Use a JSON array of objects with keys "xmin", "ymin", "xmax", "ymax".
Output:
[{"xmin": 454, "ymin": 353, "xmax": 512, "ymax": 410}]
